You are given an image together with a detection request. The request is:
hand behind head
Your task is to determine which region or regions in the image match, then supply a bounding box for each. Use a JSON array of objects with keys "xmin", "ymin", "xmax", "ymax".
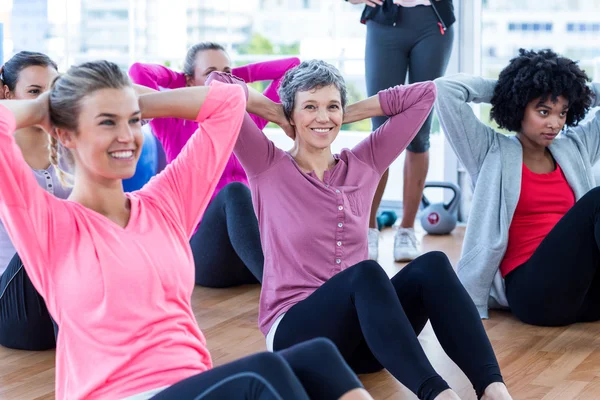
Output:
[
  {"xmin": 273, "ymin": 103, "xmax": 296, "ymax": 140},
  {"xmin": 35, "ymin": 91, "xmax": 54, "ymax": 134}
]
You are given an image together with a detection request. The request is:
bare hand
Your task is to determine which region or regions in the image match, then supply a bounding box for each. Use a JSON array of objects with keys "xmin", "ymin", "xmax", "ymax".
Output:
[
  {"xmin": 279, "ymin": 118, "xmax": 296, "ymax": 140},
  {"xmin": 347, "ymin": 0, "xmax": 383, "ymax": 7},
  {"xmin": 272, "ymin": 104, "xmax": 296, "ymax": 140},
  {"xmin": 35, "ymin": 92, "xmax": 54, "ymax": 134}
]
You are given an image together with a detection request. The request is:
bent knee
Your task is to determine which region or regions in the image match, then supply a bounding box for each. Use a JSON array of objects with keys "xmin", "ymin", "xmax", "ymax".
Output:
[
  {"xmin": 419, "ymin": 251, "xmax": 452, "ymax": 268},
  {"xmin": 350, "ymin": 260, "xmax": 389, "ymax": 284},
  {"xmin": 250, "ymin": 352, "xmax": 289, "ymax": 372},
  {"xmin": 403, "ymin": 251, "xmax": 454, "ymax": 279},
  {"xmin": 221, "ymin": 182, "xmax": 251, "ymax": 198},
  {"xmin": 301, "ymin": 337, "xmax": 340, "ymax": 357}
]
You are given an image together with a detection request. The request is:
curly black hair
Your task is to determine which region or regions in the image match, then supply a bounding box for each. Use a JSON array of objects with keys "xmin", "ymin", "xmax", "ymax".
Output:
[{"xmin": 490, "ymin": 48, "xmax": 592, "ymax": 133}]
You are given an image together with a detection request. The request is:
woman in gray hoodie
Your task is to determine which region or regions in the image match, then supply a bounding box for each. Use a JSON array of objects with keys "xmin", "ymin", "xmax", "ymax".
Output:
[{"xmin": 434, "ymin": 48, "xmax": 600, "ymax": 326}]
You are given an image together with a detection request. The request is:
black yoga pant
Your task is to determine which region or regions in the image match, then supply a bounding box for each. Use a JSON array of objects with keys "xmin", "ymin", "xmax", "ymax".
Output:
[
  {"xmin": 365, "ymin": 6, "xmax": 454, "ymax": 152},
  {"xmin": 273, "ymin": 252, "xmax": 503, "ymax": 400},
  {"xmin": 191, "ymin": 182, "xmax": 264, "ymax": 287},
  {"xmin": 150, "ymin": 338, "xmax": 363, "ymax": 400},
  {"xmin": 0, "ymin": 253, "xmax": 56, "ymax": 350},
  {"xmin": 506, "ymin": 186, "xmax": 600, "ymax": 326}
]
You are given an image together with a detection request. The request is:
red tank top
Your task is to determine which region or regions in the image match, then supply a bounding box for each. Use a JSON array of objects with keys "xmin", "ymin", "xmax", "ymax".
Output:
[{"xmin": 500, "ymin": 163, "xmax": 575, "ymax": 277}]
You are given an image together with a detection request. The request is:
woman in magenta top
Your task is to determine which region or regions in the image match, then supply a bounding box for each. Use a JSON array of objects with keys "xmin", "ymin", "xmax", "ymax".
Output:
[
  {"xmin": 129, "ymin": 42, "xmax": 300, "ymax": 288},
  {"xmin": 208, "ymin": 62, "xmax": 512, "ymax": 400},
  {"xmin": 0, "ymin": 60, "xmax": 372, "ymax": 400}
]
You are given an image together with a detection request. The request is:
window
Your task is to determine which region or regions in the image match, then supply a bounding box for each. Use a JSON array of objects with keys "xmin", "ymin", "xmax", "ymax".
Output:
[{"xmin": 111, "ymin": 10, "xmax": 128, "ymax": 19}]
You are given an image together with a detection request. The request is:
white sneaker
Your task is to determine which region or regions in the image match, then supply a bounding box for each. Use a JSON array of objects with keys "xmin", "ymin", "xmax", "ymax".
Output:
[
  {"xmin": 368, "ymin": 228, "xmax": 379, "ymax": 260},
  {"xmin": 394, "ymin": 227, "xmax": 421, "ymax": 262}
]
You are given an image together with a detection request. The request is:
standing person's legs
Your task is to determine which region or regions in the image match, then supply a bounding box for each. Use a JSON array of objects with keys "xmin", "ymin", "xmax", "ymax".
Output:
[
  {"xmin": 0, "ymin": 253, "xmax": 56, "ymax": 350},
  {"xmin": 365, "ymin": 20, "xmax": 412, "ymax": 260},
  {"xmin": 394, "ymin": 15, "xmax": 455, "ymax": 262},
  {"xmin": 505, "ymin": 186, "xmax": 600, "ymax": 326},
  {"xmin": 402, "ymin": 24, "xmax": 455, "ymax": 229},
  {"xmin": 191, "ymin": 182, "xmax": 264, "ymax": 288}
]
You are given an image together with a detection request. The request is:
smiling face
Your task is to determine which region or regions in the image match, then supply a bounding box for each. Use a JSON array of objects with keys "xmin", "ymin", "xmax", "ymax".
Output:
[
  {"xmin": 4, "ymin": 65, "xmax": 58, "ymax": 100},
  {"xmin": 290, "ymin": 85, "xmax": 344, "ymax": 151},
  {"xmin": 187, "ymin": 49, "xmax": 232, "ymax": 87},
  {"xmin": 519, "ymin": 95, "xmax": 569, "ymax": 148},
  {"xmin": 57, "ymin": 87, "xmax": 143, "ymax": 184}
]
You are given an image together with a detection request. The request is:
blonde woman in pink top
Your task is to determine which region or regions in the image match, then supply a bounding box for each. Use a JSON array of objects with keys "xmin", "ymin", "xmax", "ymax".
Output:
[
  {"xmin": 207, "ymin": 62, "xmax": 512, "ymax": 400},
  {"xmin": 0, "ymin": 60, "xmax": 373, "ymax": 400}
]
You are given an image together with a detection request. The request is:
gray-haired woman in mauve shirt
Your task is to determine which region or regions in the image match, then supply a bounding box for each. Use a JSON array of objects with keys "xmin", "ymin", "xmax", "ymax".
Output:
[
  {"xmin": 207, "ymin": 61, "xmax": 512, "ymax": 400},
  {"xmin": 0, "ymin": 51, "xmax": 70, "ymax": 351}
]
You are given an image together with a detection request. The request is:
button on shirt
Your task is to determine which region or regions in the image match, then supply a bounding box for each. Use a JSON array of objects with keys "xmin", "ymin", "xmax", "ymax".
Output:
[{"xmin": 206, "ymin": 72, "xmax": 436, "ymax": 336}]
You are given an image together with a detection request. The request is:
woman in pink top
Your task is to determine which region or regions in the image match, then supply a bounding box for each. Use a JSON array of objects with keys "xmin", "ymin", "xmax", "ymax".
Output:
[
  {"xmin": 207, "ymin": 63, "xmax": 512, "ymax": 400},
  {"xmin": 0, "ymin": 60, "xmax": 372, "ymax": 400},
  {"xmin": 129, "ymin": 42, "xmax": 300, "ymax": 288}
]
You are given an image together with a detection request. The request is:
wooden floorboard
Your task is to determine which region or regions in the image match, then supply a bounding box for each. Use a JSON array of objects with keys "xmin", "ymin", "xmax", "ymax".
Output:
[{"xmin": 2, "ymin": 226, "xmax": 600, "ymax": 399}]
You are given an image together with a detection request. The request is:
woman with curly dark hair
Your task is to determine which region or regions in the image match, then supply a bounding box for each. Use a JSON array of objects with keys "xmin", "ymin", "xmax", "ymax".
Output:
[{"xmin": 434, "ymin": 48, "xmax": 600, "ymax": 327}]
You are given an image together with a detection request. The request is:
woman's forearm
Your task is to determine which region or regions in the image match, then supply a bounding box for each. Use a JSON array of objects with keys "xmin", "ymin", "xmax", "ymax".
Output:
[
  {"xmin": 343, "ymin": 95, "xmax": 386, "ymax": 125},
  {"xmin": 0, "ymin": 99, "xmax": 45, "ymax": 130},
  {"xmin": 138, "ymin": 86, "xmax": 212, "ymax": 120},
  {"xmin": 246, "ymin": 86, "xmax": 281, "ymax": 124}
]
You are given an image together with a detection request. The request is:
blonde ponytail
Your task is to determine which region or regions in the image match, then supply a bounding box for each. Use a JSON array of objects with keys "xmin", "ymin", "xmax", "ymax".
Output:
[{"xmin": 48, "ymin": 132, "xmax": 73, "ymax": 187}]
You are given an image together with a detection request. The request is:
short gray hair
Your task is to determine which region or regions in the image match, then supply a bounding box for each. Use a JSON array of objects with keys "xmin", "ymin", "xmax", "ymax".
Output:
[{"xmin": 278, "ymin": 60, "xmax": 347, "ymax": 120}]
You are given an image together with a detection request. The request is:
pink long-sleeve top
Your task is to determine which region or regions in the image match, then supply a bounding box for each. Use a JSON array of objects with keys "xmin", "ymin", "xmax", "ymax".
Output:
[
  {"xmin": 129, "ymin": 58, "xmax": 300, "ymax": 207},
  {"xmin": 205, "ymin": 73, "xmax": 437, "ymax": 335},
  {"xmin": 0, "ymin": 82, "xmax": 246, "ymax": 400}
]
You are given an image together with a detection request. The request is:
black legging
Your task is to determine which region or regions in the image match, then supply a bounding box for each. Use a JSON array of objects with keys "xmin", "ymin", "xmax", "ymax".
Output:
[
  {"xmin": 506, "ymin": 186, "xmax": 600, "ymax": 326},
  {"xmin": 150, "ymin": 338, "xmax": 363, "ymax": 399},
  {"xmin": 191, "ymin": 182, "xmax": 264, "ymax": 287},
  {"xmin": 273, "ymin": 252, "xmax": 503, "ymax": 400},
  {"xmin": 0, "ymin": 253, "xmax": 56, "ymax": 350},
  {"xmin": 365, "ymin": 6, "xmax": 454, "ymax": 152}
]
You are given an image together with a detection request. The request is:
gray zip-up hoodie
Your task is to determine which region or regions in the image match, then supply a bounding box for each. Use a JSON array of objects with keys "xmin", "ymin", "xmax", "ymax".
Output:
[{"xmin": 434, "ymin": 73, "xmax": 600, "ymax": 318}]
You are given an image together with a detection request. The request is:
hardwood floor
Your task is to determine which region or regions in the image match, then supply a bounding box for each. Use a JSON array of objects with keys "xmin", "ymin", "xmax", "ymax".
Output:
[{"xmin": 2, "ymin": 226, "xmax": 600, "ymax": 399}]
